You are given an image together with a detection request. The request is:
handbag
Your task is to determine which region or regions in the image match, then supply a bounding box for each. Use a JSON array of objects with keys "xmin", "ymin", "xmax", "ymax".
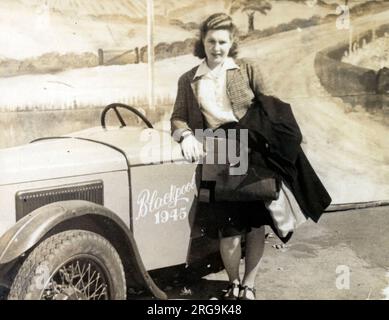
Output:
[
  {"xmin": 200, "ymin": 162, "xmax": 280, "ymax": 203},
  {"xmin": 199, "ymin": 136, "xmax": 280, "ymax": 203},
  {"xmin": 215, "ymin": 163, "xmax": 280, "ymax": 201}
]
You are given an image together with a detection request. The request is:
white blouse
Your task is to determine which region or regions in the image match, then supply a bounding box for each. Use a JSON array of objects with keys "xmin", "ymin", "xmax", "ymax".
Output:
[{"xmin": 193, "ymin": 58, "xmax": 239, "ymax": 129}]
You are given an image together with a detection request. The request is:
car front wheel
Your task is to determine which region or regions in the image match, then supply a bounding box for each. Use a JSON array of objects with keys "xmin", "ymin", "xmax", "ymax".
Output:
[{"xmin": 8, "ymin": 230, "xmax": 126, "ymax": 300}]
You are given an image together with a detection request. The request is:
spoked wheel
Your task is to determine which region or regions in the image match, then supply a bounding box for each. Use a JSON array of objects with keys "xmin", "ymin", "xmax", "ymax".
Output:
[
  {"xmin": 42, "ymin": 256, "xmax": 111, "ymax": 300},
  {"xmin": 9, "ymin": 230, "xmax": 126, "ymax": 300}
]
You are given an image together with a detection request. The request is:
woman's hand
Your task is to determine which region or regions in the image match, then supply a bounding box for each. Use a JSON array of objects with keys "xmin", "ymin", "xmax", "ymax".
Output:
[{"xmin": 181, "ymin": 133, "xmax": 204, "ymax": 162}]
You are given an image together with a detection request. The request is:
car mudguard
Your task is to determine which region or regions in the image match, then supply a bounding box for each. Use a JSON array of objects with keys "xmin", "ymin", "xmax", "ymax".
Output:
[{"xmin": 0, "ymin": 200, "xmax": 167, "ymax": 299}]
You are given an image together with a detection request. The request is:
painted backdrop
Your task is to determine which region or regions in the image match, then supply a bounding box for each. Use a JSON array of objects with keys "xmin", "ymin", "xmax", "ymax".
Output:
[{"xmin": 0, "ymin": 0, "xmax": 388, "ymax": 205}]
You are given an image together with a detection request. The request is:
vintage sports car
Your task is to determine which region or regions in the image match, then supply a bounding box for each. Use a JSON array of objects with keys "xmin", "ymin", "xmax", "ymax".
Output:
[{"xmin": 0, "ymin": 103, "xmax": 222, "ymax": 300}]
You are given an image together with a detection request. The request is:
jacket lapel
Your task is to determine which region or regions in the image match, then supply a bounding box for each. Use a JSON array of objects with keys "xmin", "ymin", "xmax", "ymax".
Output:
[
  {"xmin": 226, "ymin": 68, "xmax": 254, "ymax": 119},
  {"xmin": 226, "ymin": 68, "xmax": 234, "ymax": 94},
  {"xmin": 190, "ymin": 77, "xmax": 201, "ymax": 104},
  {"xmin": 189, "ymin": 67, "xmax": 205, "ymax": 129},
  {"xmin": 190, "ymin": 67, "xmax": 203, "ymax": 116}
]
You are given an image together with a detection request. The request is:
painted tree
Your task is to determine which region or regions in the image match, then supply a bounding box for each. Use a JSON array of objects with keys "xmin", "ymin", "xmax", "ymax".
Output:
[{"xmin": 228, "ymin": 0, "xmax": 272, "ymax": 33}]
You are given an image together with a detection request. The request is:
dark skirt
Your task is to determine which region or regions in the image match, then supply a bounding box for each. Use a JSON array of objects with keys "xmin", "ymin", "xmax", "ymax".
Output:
[{"xmin": 202, "ymin": 200, "xmax": 272, "ymax": 239}]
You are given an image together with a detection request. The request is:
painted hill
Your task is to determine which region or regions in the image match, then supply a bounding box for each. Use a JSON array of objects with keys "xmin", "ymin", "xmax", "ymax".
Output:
[
  {"xmin": 163, "ymin": 0, "xmax": 333, "ymax": 32},
  {"xmin": 17, "ymin": 0, "xmax": 147, "ymax": 18},
  {"xmin": 0, "ymin": 0, "xmax": 192, "ymax": 60},
  {"xmin": 1, "ymin": 0, "xmax": 383, "ymax": 61}
]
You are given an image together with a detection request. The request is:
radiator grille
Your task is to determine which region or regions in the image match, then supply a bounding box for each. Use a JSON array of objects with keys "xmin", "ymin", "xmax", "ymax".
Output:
[{"xmin": 15, "ymin": 180, "xmax": 104, "ymax": 221}]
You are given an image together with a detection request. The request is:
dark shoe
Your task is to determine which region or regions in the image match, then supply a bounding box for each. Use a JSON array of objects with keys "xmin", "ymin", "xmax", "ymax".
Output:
[
  {"xmin": 222, "ymin": 282, "xmax": 241, "ymax": 300},
  {"xmin": 239, "ymin": 285, "xmax": 256, "ymax": 300}
]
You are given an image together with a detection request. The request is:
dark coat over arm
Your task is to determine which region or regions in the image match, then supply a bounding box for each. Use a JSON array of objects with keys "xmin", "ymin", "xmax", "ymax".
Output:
[{"xmin": 236, "ymin": 97, "xmax": 332, "ymax": 222}]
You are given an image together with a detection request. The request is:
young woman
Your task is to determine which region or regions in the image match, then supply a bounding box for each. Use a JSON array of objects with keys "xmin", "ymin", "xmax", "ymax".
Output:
[
  {"xmin": 170, "ymin": 13, "xmax": 331, "ymax": 300},
  {"xmin": 170, "ymin": 13, "xmax": 269, "ymax": 300}
]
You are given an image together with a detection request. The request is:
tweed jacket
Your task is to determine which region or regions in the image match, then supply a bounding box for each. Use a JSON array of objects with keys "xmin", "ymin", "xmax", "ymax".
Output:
[{"xmin": 170, "ymin": 58, "xmax": 270, "ymax": 141}]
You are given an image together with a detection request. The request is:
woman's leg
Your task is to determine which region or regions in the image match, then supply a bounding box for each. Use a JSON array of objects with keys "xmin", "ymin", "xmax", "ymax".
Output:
[
  {"xmin": 219, "ymin": 234, "xmax": 242, "ymax": 285},
  {"xmin": 241, "ymin": 226, "xmax": 265, "ymax": 298}
]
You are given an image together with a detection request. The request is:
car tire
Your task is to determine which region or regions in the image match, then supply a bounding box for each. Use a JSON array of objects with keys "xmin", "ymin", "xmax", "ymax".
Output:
[{"xmin": 8, "ymin": 230, "xmax": 126, "ymax": 300}]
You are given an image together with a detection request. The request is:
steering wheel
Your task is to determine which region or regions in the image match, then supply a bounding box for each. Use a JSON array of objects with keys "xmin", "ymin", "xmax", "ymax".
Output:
[{"xmin": 101, "ymin": 103, "xmax": 153, "ymax": 129}]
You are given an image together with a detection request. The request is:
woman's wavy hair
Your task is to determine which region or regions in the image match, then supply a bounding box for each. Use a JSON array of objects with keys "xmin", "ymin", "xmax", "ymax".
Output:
[{"xmin": 193, "ymin": 13, "xmax": 239, "ymax": 59}]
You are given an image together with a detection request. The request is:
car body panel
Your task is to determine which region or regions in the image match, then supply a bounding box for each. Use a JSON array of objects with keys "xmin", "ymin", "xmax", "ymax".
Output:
[
  {"xmin": 0, "ymin": 125, "xmax": 181, "ymax": 243},
  {"xmin": 0, "ymin": 171, "xmax": 130, "ymax": 239},
  {"xmin": 0, "ymin": 137, "xmax": 127, "ymax": 186},
  {"xmin": 131, "ymin": 163, "xmax": 198, "ymax": 270},
  {"xmin": 65, "ymin": 126, "xmax": 184, "ymax": 167},
  {"xmin": 65, "ymin": 126, "xmax": 201, "ymax": 269}
]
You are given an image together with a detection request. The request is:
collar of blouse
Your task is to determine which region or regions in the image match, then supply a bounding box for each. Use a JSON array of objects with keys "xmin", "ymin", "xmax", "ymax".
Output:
[{"xmin": 193, "ymin": 57, "xmax": 240, "ymax": 80}]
